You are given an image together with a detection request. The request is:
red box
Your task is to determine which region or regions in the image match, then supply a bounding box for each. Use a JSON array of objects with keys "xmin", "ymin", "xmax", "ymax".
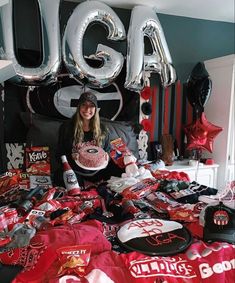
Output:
[{"xmin": 25, "ymin": 146, "xmax": 51, "ymax": 176}]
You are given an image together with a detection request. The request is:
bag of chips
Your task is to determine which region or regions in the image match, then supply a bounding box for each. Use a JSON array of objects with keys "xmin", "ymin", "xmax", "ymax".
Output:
[{"xmin": 57, "ymin": 245, "xmax": 91, "ymax": 277}]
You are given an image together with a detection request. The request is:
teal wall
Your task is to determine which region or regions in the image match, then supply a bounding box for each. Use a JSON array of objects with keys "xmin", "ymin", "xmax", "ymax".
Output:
[{"xmin": 157, "ymin": 14, "xmax": 234, "ymax": 81}]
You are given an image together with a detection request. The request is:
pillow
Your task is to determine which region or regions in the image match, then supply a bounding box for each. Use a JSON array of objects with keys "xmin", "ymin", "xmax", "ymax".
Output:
[{"xmin": 20, "ymin": 113, "xmax": 139, "ymax": 174}]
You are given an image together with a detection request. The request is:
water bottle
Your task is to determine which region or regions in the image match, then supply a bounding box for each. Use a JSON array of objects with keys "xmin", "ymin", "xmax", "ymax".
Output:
[{"xmin": 61, "ymin": 155, "xmax": 81, "ymax": 195}]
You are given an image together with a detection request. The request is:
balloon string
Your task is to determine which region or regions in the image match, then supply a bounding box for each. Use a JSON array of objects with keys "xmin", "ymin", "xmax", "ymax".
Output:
[
  {"xmin": 194, "ymin": 149, "xmax": 202, "ymax": 183},
  {"xmin": 195, "ymin": 158, "xmax": 199, "ymax": 183}
]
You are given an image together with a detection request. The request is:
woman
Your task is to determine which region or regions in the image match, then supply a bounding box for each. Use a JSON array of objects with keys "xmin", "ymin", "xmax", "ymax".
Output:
[{"xmin": 54, "ymin": 91, "xmax": 121, "ymax": 186}]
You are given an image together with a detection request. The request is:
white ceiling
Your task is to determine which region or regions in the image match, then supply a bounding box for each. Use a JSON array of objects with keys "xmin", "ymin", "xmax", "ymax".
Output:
[{"xmin": 66, "ymin": 0, "xmax": 235, "ymax": 23}]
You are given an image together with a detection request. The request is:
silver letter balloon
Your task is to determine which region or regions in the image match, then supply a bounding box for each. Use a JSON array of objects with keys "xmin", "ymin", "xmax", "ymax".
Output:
[
  {"xmin": 62, "ymin": 1, "xmax": 126, "ymax": 88},
  {"xmin": 125, "ymin": 5, "xmax": 176, "ymax": 91},
  {"xmin": 0, "ymin": 0, "xmax": 61, "ymax": 85}
]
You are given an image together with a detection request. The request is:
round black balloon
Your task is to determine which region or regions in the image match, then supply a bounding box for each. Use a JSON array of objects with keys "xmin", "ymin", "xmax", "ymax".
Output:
[{"xmin": 141, "ymin": 102, "xmax": 152, "ymax": 115}]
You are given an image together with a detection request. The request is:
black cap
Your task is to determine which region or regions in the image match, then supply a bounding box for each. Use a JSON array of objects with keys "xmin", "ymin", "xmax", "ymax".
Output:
[
  {"xmin": 78, "ymin": 92, "xmax": 98, "ymax": 108},
  {"xmin": 203, "ymin": 202, "xmax": 235, "ymax": 244}
]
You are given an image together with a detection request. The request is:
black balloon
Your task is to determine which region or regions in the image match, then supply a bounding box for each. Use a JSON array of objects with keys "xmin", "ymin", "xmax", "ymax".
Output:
[
  {"xmin": 186, "ymin": 62, "xmax": 212, "ymax": 115},
  {"xmin": 196, "ymin": 77, "xmax": 212, "ymax": 107},
  {"xmin": 190, "ymin": 62, "xmax": 209, "ymax": 79},
  {"xmin": 141, "ymin": 102, "xmax": 152, "ymax": 115}
]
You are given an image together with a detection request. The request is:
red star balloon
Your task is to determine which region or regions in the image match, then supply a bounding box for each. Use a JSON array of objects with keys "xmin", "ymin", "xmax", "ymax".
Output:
[{"xmin": 184, "ymin": 112, "xmax": 223, "ymax": 153}]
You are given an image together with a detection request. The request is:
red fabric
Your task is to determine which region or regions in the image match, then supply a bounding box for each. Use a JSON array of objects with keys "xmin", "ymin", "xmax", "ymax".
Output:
[
  {"xmin": 185, "ymin": 221, "xmax": 204, "ymax": 239},
  {"xmin": 2, "ymin": 224, "xmax": 234, "ymax": 283},
  {"xmin": 2, "ymin": 220, "xmax": 111, "ymax": 283},
  {"xmin": 150, "ymin": 86, "xmax": 157, "ymax": 142},
  {"xmin": 121, "ymin": 240, "xmax": 235, "ymax": 283},
  {"xmin": 151, "ymin": 170, "xmax": 190, "ymax": 182},
  {"xmin": 0, "ymin": 246, "xmax": 28, "ymax": 266},
  {"xmin": 13, "ymin": 250, "xmax": 132, "ymax": 283},
  {"xmin": 121, "ymin": 251, "xmax": 198, "ymax": 283},
  {"xmin": 186, "ymin": 241, "xmax": 235, "ymax": 283}
]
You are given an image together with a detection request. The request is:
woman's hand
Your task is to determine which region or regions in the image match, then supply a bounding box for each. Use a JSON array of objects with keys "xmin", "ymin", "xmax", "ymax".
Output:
[
  {"xmin": 72, "ymin": 153, "xmax": 79, "ymax": 160},
  {"xmin": 105, "ymin": 152, "xmax": 110, "ymax": 162}
]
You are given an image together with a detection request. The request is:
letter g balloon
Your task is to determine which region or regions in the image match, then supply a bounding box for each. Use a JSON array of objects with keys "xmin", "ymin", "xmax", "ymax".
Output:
[{"xmin": 62, "ymin": 1, "xmax": 126, "ymax": 88}]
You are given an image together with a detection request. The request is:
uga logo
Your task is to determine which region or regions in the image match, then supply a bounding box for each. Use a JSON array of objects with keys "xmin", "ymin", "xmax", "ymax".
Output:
[{"xmin": 26, "ymin": 80, "xmax": 123, "ymax": 119}]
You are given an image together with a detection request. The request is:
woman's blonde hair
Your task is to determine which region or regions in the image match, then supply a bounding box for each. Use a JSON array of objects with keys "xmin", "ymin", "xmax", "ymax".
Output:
[{"xmin": 73, "ymin": 105, "xmax": 105, "ymax": 146}]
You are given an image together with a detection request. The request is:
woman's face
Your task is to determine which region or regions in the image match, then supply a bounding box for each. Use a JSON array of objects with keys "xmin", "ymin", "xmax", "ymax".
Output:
[{"xmin": 79, "ymin": 101, "xmax": 96, "ymax": 121}]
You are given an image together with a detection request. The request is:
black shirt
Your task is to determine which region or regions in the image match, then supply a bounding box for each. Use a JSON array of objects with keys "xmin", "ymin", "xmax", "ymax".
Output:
[{"xmin": 56, "ymin": 116, "xmax": 110, "ymax": 178}]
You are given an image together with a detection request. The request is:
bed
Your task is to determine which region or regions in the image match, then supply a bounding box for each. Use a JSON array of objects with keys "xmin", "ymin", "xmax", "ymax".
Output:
[{"xmin": 0, "ymin": 112, "xmax": 234, "ymax": 283}]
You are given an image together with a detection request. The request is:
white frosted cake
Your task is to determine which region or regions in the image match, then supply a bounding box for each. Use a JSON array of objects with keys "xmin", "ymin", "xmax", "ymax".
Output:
[{"xmin": 78, "ymin": 145, "xmax": 108, "ymax": 168}]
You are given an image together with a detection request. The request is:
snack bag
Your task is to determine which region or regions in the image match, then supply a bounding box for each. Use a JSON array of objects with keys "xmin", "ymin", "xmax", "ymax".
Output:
[
  {"xmin": 25, "ymin": 146, "xmax": 51, "ymax": 176},
  {"xmin": 122, "ymin": 178, "xmax": 160, "ymax": 199},
  {"xmin": 0, "ymin": 170, "xmax": 22, "ymax": 205},
  {"xmin": 110, "ymin": 138, "xmax": 132, "ymax": 168},
  {"xmin": 18, "ymin": 172, "xmax": 30, "ymax": 190},
  {"xmin": 57, "ymin": 245, "xmax": 91, "ymax": 277},
  {"xmin": 29, "ymin": 175, "xmax": 52, "ymax": 189}
]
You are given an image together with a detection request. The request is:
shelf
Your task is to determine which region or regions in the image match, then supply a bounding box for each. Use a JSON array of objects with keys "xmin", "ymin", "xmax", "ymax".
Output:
[
  {"xmin": 0, "ymin": 60, "xmax": 16, "ymax": 83},
  {"xmin": 166, "ymin": 159, "xmax": 219, "ymax": 171}
]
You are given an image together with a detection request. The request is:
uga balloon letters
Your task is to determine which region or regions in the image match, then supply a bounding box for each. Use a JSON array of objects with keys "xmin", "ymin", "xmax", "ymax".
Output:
[{"xmin": 0, "ymin": 0, "xmax": 176, "ymax": 90}]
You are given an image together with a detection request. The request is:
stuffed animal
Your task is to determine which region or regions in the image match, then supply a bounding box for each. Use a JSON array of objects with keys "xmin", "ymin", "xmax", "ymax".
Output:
[{"xmin": 121, "ymin": 154, "xmax": 146, "ymax": 178}]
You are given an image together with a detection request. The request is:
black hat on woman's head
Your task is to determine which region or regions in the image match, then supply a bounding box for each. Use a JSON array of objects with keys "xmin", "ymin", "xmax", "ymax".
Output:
[{"xmin": 78, "ymin": 92, "xmax": 98, "ymax": 108}]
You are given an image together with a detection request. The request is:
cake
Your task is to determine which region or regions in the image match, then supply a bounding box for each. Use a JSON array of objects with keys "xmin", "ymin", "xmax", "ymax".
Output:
[{"xmin": 78, "ymin": 145, "xmax": 108, "ymax": 168}]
